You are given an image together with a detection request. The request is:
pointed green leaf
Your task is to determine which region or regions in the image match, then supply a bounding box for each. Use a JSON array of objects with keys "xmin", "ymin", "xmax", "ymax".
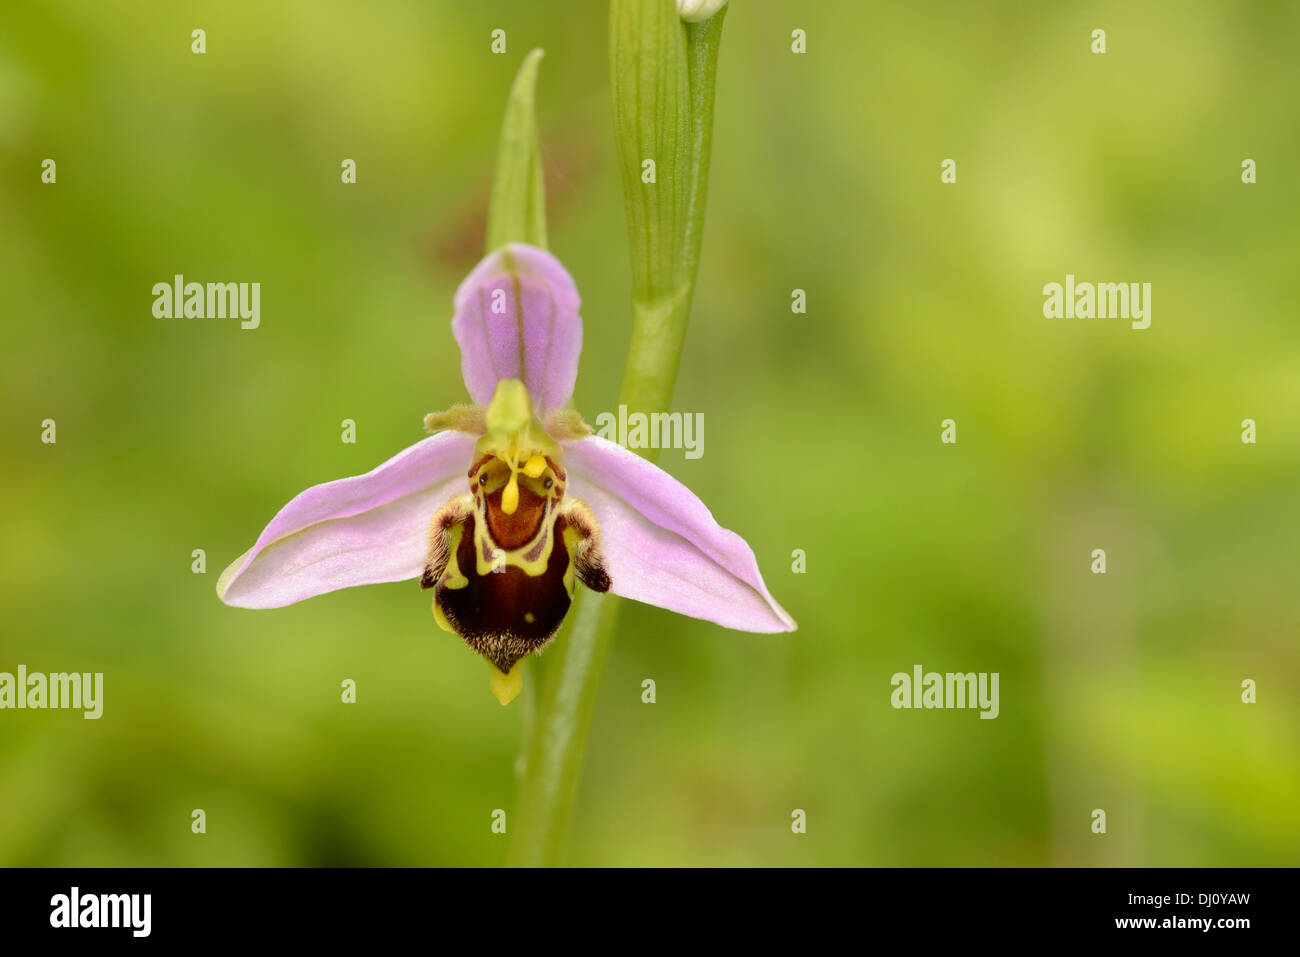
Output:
[{"xmin": 486, "ymin": 48, "xmax": 548, "ymax": 252}]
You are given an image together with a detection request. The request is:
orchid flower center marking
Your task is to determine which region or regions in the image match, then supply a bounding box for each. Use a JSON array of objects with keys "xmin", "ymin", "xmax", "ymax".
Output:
[{"xmin": 421, "ymin": 378, "xmax": 609, "ymax": 705}]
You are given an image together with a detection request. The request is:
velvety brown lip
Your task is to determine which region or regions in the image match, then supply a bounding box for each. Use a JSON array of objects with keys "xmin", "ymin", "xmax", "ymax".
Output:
[{"xmin": 435, "ymin": 513, "xmax": 573, "ymax": 674}]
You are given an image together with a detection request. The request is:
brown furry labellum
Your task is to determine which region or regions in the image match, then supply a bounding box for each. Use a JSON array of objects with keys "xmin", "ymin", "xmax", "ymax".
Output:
[{"xmin": 421, "ymin": 452, "xmax": 609, "ymax": 675}]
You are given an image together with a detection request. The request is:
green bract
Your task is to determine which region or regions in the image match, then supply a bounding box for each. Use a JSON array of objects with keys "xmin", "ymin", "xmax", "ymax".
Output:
[{"xmin": 487, "ymin": 48, "xmax": 548, "ymax": 252}]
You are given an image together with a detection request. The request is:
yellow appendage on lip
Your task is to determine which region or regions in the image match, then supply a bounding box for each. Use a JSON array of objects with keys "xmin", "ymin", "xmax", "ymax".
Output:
[
  {"xmin": 502, "ymin": 472, "xmax": 521, "ymax": 514},
  {"xmin": 488, "ymin": 660, "xmax": 523, "ymax": 705}
]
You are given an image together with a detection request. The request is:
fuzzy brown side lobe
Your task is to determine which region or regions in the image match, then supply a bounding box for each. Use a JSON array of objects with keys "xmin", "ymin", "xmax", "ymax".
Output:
[
  {"xmin": 563, "ymin": 499, "xmax": 611, "ymax": 593},
  {"xmin": 422, "ymin": 496, "xmax": 472, "ymax": 590}
]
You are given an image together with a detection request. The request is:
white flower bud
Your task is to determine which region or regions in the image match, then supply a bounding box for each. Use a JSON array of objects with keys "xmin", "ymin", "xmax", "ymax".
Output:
[{"xmin": 677, "ymin": 0, "xmax": 728, "ymax": 23}]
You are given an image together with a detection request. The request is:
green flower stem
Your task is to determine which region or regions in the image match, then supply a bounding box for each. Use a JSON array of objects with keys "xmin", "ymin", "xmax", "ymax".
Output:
[
  {"xmin": 506, "ymin": 590, "xmax": 619, "ymax": 866},
  {"xmin": 505, "ymin": 1, "xmax": 726, "ymax": 868}
]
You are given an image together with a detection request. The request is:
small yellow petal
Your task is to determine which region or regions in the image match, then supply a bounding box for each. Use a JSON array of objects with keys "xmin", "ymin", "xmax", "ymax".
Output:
[
  {"xmin": 522, "ymin": 454, "xmax": 547, "ymax": 478},
  {"xmin": 488, "ymin": 661, "xmax": 523, "ymax": 705}
]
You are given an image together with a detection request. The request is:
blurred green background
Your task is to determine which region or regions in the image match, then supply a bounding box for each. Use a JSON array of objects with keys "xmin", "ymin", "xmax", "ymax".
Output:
[{"xmin": 2, "ymin": 0, "xmax": 1297, "ymax": 866}]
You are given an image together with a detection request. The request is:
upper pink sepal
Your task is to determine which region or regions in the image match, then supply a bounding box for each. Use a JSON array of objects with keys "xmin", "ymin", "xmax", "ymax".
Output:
[{"xmin": 451, "ymin": 243, "xmax": 583, "ymax": 414}]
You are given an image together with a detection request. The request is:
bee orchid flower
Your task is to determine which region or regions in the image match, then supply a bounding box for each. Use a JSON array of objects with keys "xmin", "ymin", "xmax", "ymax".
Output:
[{"xmin": 218, "ymin": 244, "xmax": 795, "ymax": 704}]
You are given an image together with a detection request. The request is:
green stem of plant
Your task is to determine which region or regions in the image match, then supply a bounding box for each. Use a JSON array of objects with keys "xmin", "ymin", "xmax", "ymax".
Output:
[{"xmin": 505, "ymin": 1, "xmax": 726, "ymax": 867}]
